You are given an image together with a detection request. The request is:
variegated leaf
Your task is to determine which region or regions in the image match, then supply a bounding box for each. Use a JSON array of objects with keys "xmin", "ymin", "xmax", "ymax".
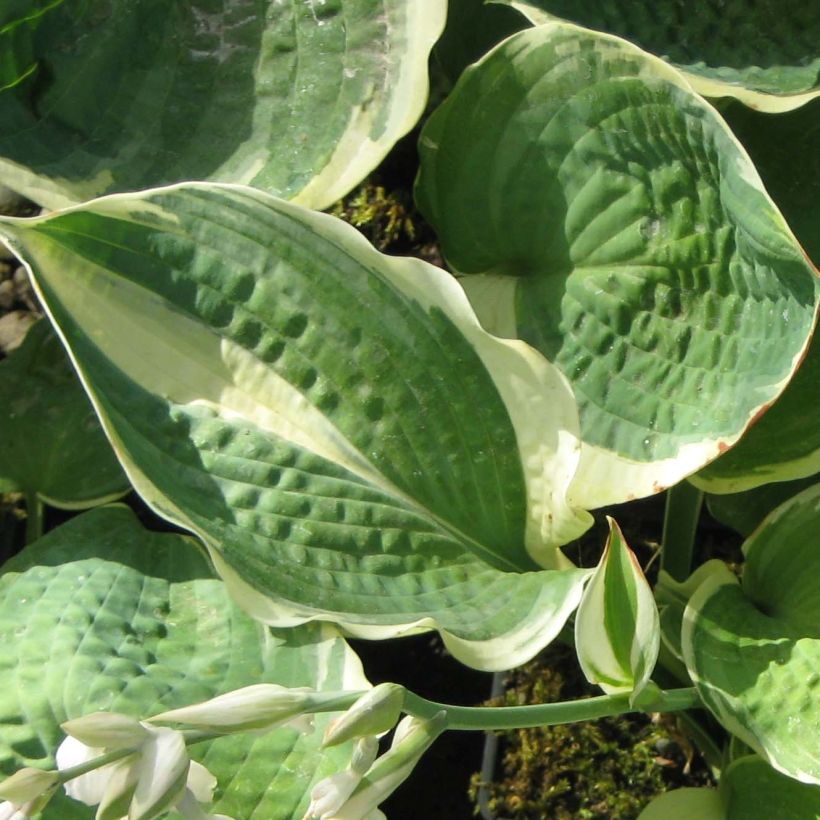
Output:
[
  {"xmin": 416, "ymin": 21, "xmax": 818, "ymax": 510},
  {"xmin": 0, "ymin": 183, "xmax": 592, "ymax": 671}
]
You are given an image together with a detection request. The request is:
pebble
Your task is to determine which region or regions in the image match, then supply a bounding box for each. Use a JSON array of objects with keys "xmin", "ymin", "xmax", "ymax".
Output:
[
  {"xmin": 0, "ymin": 279, "xmax": 14, "ymax": 310},
  {"xmin": 0, "ymin": 311, "xmax": 36, "ymax": 354}
]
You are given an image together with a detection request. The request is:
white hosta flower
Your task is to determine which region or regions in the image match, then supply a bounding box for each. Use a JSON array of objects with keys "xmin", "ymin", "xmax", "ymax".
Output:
[
  {"xmin": 305, "ymin": 737, "xmax": 379, "ymax": 819},
  {"xmin": 56, "ymin": 713, "xmax": 231, "ymax": 820},
  {"xmin": 149, "ymin": 684, "xmax": 316, "ymax": 735},
  {"xmin": 0, "ymin": 801, "xmax": 27, "ymax": 820},
  {"xmin": 311, "ymin": 713, "xmax": 446, "ymax": 820}
]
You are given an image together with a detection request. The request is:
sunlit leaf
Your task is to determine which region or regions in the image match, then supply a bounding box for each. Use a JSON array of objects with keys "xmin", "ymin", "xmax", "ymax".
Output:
[
  {"xmin": 416, "ymin": 21, "xmax": 818, "ymax": 509},
  {"xmin": 0, "ymin": 505, "xmax": 368, "ymax": 819},
  {"xmin": 682, "ymin": 483, "xmax": 820, "ymax": 784},
  {"xmin": 0, "ymin": 183, "xmax": 592, "ymax": 671}
]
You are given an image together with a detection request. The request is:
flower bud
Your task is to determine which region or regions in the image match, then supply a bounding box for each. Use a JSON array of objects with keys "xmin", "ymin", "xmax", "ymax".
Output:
[
  {"xmin": 304, "ymin": 737, "xmax": 379, "ymax": 819},
  {"xmin": 330, "ymin": 712, "xmax": 447, "ymax": 820},
  {"xmin": 61, "ymin": 712, "xmax": 150, "ymax": 751},
  {"xmin": 0, "ymin": 769, "xmax": 59, "ymax": 806},
  {"xmin": 149, "ymin": 685, "xmax": 315, "ymax": 734},
  {"xmin": 322, "ymin": 684, "xmax": 405, "ymax": 748}
]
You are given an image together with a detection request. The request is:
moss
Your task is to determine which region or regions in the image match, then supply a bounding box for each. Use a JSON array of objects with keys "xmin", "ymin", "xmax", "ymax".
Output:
[
  {"xmin": 469, "ymin": 644, "xmax": 714, "ymax": 820},
  {"xmin": 330, "ymin": 184, "xmax": 417, "ymax": 250},
  {"xmin": 328, "ymin": 181, "xmax": 444, "ymax": 269}
]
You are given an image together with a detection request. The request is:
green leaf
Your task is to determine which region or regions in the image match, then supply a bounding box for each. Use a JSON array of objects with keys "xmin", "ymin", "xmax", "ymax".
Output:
[
  {"xmin": 0, "ymin": 505, "xmax": 368, "ymax": 819},
  {"xmin": 705, "ymin": 474, "xmax": 820, "ymax": 537},
  {"xmin": 723, "ymin": 756, "xmax": 820, "ymax": 819},
  {"xmin": 0, "ymin": 183, "xmax": 592, "ymax": 671},
  {"xmin": 637, "ymin": 787, "xmax": 724, "ymax": 820},
  {"xmin": 416, "ymin": 21, "xmax": 819, "ymax": 509},
  {"xmin": 691, "ymin": 336, "xmax": 820, "ymax": 493},
  {"xmin": 682, "ymin": 483, "xmax": 820, "ymax": 784},
  {"xmin": 0, "ymin": 318, "xmax": 128, "ymax": 508},
  {"xmin": 501, "ymin": 0, "xmax": 820, "ymax": 110},
  {"xmin": 691, "ymin": 99, "xmax": 820, "ymax": 493},
  {"xmin": 655, "ymin": 560, "xmax": 726, "ymax": 666},
  {"xmin": 0, "ymin": 0, "xmax": 445, "ymax": 210},
  {"xmin": 574, "ymin": 518, "xmax": 659, "ymax": 699},
  {"xmin": 432, "ymin": 0, "xmax": 525, "ymax": 87}
]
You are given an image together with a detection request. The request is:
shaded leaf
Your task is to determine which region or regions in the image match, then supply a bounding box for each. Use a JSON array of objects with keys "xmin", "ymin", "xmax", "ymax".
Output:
[
  {"xmin": 0, "ymin": 0, "xmax": 445, "ymax": 210},
  {"xmin": 0, "ymin": 319, "xmax": 128, "ymax": 507},
  {"xmin": 501, "ymin": 0, "xmax": 820, "ymax": 110}
]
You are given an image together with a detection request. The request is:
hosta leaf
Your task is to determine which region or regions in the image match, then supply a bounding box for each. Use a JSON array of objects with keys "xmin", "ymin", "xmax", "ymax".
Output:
[
  {"xmin": 682, "ymin": 483, "xmax": 820, "ymax": 784},
  {"xmin": 722, "ymin": 756, "xmax": 820, "ymax": 819},
  {"xmin": 719, "ymin": 100, "xmax": 820, "ymax": 268},
  {"xmin": 0, "ymin": 183, "xmax": 592, "ymax": 671},
  {"xmin": 655, "ymin": 560, "xmax": 726, "ymax": 666},
  {"xmin": 691, "ymin": 337, "xmax": 820, "ymax": 493},
  {"xmin": 433, "ymin": 0, "xmax": 525, "ymax": 87},
  {"xmin": 0, "ymin": 0, "xmax": 445, "ymax": 210},
  {"xmin": 637, "ymin": 787, "xmax": 724, "ymax": 820},
  {"xmin": 705, "ymin": 474, "xmax": 819, "ymax": 537},
  {"xmin": 0, "ymin": 505, "xmax": 368, "ymax": 819},
  {"xmin": 692, "ymin": 99, "xmax": 820, "ymax": 492},
  {"xmin": 416, "ymin": 22, "xmax": 819, "ymax": 509},
  {"xmin": 574, "ymin": 518, "xmax": 659, "ymax": 699},
  {"xmin": 501, "ymin": 0, "xmax": 820, "ymax": 110},
  {"xmin": 0, "ymin": 318, "xmax": 128, "ymax": 508}
]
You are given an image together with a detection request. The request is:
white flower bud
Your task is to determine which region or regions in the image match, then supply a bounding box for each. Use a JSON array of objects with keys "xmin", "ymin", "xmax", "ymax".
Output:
[
  {"xmin": 323, "ymin": 684, "xmax": 404, "ymax": 748},
  {"xmin": 149, "ymin": 685, "xmax": 315, "ymax": 734}
]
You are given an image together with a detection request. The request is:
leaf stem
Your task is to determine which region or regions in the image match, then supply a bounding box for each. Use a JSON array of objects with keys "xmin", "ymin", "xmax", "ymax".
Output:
[
  {"xmin": 56, "ymin": 746, "xmax": 135, "ymax": 783},
  {"xmin": 24, "ymin": 492, "xmax": 44, "ymax": 544},
  {"xmin": 402, "ymin": 687, "xmax": 701, "ymax": 731},
  {"xmin": 661, "ymin": 481, "xmax": 703, "ymax": 581}
]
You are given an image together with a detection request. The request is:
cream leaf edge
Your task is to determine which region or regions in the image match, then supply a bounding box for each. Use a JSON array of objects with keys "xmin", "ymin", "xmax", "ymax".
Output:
[
  {"xmin": 451, "ymin": 21, "xmax": 818, "ymax": 509},
  {"xmin": 501, "ymin": 0, "xmax": 820, "ymax": 112},
  {"xmin": 0, "ymin": 183, "xmax": 594, "ymax": 670}
]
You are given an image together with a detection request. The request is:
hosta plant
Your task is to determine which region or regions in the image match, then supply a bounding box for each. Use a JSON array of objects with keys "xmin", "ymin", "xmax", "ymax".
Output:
[{"xmin": 0, "ymin": 4, "xmax": 818, "ymax": 818}]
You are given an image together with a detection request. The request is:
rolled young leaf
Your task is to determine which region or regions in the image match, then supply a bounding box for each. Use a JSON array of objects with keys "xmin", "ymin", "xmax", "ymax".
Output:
[
  {"xmin": 682, "ymin": 482, "xmax": 820, "ymax": 784},
  {"xmin": 501, "ymin": 0, "xmax": 820, "ymax": 111},
  {"xmin": 574, "ymin": 518, "xmax": 659, "ymax": 700},
  {"xmin": 0, "ymin": 0, "xmax": 446, "ymax": 210},
  {"xmin": 416, "ymin": 21, "xmax": 819, "ymax": 510},
  {"xmin": 0, "ymin": 183, "xmax": 592, "ymax": 671}
]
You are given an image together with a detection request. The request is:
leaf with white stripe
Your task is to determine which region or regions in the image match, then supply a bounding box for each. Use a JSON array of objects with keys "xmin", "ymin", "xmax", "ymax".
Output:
[
  {"xmin": 0, "ymin": 183, "xmax": 592, "ymax": 671},
  {"xmin": 0, "ymin": 505, "xmax": 368, "ymax": 820},
  {"xmin": 416, "ymin": 22, "xmax": 819, "ymax": 510},
  {"xmin": 682, "ymin": 483, "xmax": 820, "ymax": 784},
  {"xmin": 0, "ymin": 0, "xmax": 445, "ymax": 210},
  {"xmin": 502, "ymin": 0, "xmax": 820, "ymax": 111},
  {"xmin": 574, "ymin": 518, "xmax": 659, "ymax": 700}
]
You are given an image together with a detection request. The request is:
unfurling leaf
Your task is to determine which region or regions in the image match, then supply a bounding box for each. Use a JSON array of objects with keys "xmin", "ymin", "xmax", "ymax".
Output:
[{"xmin": 575, "ymin": 518, "xmax": 660, "ymax": 700}]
